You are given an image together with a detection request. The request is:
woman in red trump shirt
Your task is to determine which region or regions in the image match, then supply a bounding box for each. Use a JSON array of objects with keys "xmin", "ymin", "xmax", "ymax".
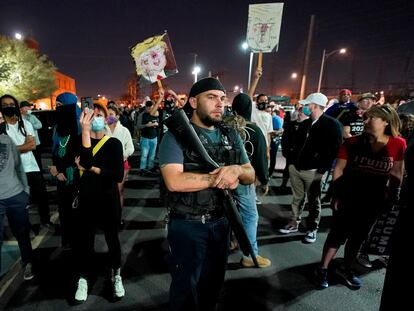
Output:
[{"xmin": 316, "ymin": 104, "xmax": 406, "ymax": 289}]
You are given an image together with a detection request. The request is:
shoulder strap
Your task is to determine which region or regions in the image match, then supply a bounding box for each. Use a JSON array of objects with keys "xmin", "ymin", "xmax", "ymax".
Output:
[
  {"xmin": 79, "ymin": 135, "xmax": 110, "ymax": 177},
  {"xmin": 336, "ymin": 108, "xmax": 349, "ymax": 120},
  {"xmin": 92, "ymin": 135, "xmax": 110, "ymax": 156}
]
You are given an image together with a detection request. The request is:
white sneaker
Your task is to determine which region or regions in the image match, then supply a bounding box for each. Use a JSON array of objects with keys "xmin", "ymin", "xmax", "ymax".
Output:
[
  {"xmin": 23, "ymin": 263, "xmax": 34, "ymax": 281},
  {"xmin": 113, "ymin": 275, "xmax": 125, "ymax": 298},
  {"xmin": 303, "ymin": 230, "xmax": 317, "ymax": 243},
  {"xmin": 75, "ymin": 277, "xmax": 88, "ymax": 302}
]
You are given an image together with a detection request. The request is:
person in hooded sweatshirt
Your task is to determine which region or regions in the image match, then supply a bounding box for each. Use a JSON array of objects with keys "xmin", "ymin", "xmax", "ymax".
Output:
[
  {"xmin": 230, "ymin": 93, "xmax": 271, "ymax": 268},
  {"xmin": 49, "ymin": 92, "xmax": 82, "ymax": 250}
]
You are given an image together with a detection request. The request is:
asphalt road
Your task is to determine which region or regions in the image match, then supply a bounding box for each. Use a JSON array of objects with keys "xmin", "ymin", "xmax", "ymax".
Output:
[{"xmin": 0, "ymin": 152, "xmax": 387, "ymax": 311}]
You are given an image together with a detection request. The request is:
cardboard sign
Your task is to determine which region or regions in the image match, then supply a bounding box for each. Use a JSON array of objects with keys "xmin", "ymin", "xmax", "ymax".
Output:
[
  {"xmin": 131, "ymin": 32, "xmax": 178, "ymax": 87},
  {"xmin": 246, "ymin": 3, "xmax": 284, "ymax": 53}
]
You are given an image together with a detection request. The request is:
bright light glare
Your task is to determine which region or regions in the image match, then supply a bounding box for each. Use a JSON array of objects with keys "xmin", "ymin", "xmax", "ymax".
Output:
[
  {"xmin": 291, "ymin": 73, "xmax": 298, "ymax": 79},
  {"xmin": 39, "ymin": 102, "xmax": 47, "ymax": 110},
  {"xmin": 15, "ymin": 33, "xmax": 23, "ymax": 40},
  {"xmin": 339, "ymin": 48, "xmax": 346, "ymax": 54},
  {"xmin": 241, "ymin": 42, "xmax": 249, "ymax": 50},
  {"xmin": 192, "ymin": 66, "xmax": 201, "ymax": 74}
]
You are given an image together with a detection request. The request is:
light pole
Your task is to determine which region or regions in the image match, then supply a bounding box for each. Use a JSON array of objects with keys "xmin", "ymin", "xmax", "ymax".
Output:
[
  {"xmin": 241, "ymin": 42, "xmax": 254, "ymax": 90},
  {"xmin": 317, "ymin": 48, "xmax": 346, "ymax": 93},
  {"xmin": 291, "ymin": 72, "xmax": 298, "ymax": 100},
  {"xmin": 192, "ymin": 66, "xmax": 201, "ymax": 83}
]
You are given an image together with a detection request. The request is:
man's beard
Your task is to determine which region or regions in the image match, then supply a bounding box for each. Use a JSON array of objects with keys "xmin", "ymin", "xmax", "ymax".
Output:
[{"xmin": 197, "ymin": 110, "xmax": 222, "ymax": 127}]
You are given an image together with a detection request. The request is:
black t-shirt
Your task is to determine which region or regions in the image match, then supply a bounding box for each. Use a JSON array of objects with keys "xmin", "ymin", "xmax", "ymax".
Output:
[
  {"xmin": 141, "ymin": 112, "xmax": 159, "ymax": 139},
  {"xmin": 340, "ymin": 111, "xmax": 364, "ymax": 136}
]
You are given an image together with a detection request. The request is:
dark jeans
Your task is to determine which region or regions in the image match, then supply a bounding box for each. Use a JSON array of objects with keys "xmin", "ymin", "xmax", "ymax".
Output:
[
  {"xmin": 167, "ymin": 216, "xmax": 230, "ymax": 311},
  {"xmin": 33, "ymin": 147, "xmax": 44, "ymax": 174},
  {"xmin": 26, "ymin": 171, "xmax": 50, "ymax": 224},
  {"xmin": 57, "ymin": 183, "xmax": 76, "ymax": 247},
  {"xmin": 269, "ymin": 139, "xmax": 280, "ymax": 177},
  {"xmin": 0, "ymin": 191, "xmax": 33, "ymax": 271},
  {"xmin": 74, "ymin": 210, "xmax": 122, "ymax": 276}
]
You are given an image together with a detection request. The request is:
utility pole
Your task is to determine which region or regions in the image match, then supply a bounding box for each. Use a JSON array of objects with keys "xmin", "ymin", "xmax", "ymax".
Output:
[{"xmin": 299, "ymin": 15, "xmax": 315, "ymax": 99}]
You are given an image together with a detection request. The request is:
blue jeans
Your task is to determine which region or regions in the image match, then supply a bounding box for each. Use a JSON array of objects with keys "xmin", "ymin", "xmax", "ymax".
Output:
[
  {"xmin": 0, "ymin": 191, "xmax": 33, "ymax": 271},
  {"xmin": 140, "ymin": 137, "xmax": 158, "ymax": 170},
  {"xmin": 167, "ymin": 216, "xmax": 230, "ymax": 311},
  {"xmin": 234, "ymin": 184, "xmax": 259, "ymax": 256}
]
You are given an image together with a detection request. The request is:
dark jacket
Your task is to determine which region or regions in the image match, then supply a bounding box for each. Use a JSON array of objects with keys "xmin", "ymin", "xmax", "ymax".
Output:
[
  {"xmin": 292, "ymin": 113, "xmax": 342, "ymax": 174},
  {"xmin": 281, "ymin": 120, "xmax": 302, "ymax": 161},
  {"xmin": 245, "ymin": 122, "xmax": 268, "ymax": 185}
]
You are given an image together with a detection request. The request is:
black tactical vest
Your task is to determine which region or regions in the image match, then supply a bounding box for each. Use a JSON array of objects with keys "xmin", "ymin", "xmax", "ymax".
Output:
[{"xmin": 167, "ymin": 123, "xmax": 242, "ymax": 215}]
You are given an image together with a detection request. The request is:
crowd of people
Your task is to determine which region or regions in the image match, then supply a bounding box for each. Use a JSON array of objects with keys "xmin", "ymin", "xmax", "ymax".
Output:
[{"xmin": 0, "ymin": 73, "xmax": 413, "ymax": 310}]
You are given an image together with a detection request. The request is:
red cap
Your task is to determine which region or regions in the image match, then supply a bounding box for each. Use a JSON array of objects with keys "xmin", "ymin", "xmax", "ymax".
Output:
[{"xmin": 339, "ymin": 89, "xmax": 352, "ymax": 95}]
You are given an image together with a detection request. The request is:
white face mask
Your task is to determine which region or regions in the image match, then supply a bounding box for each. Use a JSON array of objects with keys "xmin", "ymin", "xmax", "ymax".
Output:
[{"xmin": 27, "ymin": 110, "xmax": 32, "ymax": 115}]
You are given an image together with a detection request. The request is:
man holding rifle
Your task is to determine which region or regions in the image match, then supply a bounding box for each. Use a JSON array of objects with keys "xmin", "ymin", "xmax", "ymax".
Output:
[{"xmin": 159, "ymin": 77, "xmax": 255, "ymax": 311}]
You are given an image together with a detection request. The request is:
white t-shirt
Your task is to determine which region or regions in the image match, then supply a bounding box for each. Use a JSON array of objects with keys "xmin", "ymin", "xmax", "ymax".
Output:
[
  {"xmin": 251, "ymin": 103, "xmax": 273, "ymax": 146},
  {"xmin": 6, "ymin": 119, "xmax": 40, "ymax": 173},
  {"xmin": 106, "ymin": 122, "xmax": 135, "ymax": 160}
]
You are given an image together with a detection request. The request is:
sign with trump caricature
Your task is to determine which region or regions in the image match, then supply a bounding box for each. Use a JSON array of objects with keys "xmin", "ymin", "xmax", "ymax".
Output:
[
  {"xmin": 246, "ymin": 3, "xmax": 284, "ymax": 53},
  {"xmin": 131, "ymin": 32, "xmax": 178, "ymax": 87}
]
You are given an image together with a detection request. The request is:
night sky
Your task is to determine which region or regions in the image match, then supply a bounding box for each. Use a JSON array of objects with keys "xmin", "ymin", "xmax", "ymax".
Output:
[{"xmin": 1, "ymin": 0, "xmax": 414, "ymax": 100}]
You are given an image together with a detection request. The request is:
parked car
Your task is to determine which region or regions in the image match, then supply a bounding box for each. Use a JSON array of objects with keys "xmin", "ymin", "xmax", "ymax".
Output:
[{"xmin": 31, "ymin": 109, "xmax": 56, "ymax": 152}]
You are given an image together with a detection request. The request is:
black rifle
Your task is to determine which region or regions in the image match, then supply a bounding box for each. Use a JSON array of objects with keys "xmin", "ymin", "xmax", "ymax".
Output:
[{"xmin": 164, "ymin": 109, "xmax": 259, "ymax": 267}]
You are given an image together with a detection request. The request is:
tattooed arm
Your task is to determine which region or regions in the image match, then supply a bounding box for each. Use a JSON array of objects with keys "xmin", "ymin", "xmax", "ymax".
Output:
[{"xmin": 160, "ymin": 163, "xmax": 217, "ymax": 192}]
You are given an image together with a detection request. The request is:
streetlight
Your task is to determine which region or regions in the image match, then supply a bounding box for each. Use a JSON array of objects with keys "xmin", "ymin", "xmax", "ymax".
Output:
[
  {"xmin": 317, "ymin": 48, "xmax": 347, "ymax": 92},
  {"xmin": 291, "ymin": 72, "xmax": 298, "ymax": 79},
  {"xmin": 192, "ymin": 66, "xmax": 201, "ymax": 83},
  {"xmin": 234, "ymin": 85, "xmax": 240, "ymax": 92},
  {"xmin": 241, "ymin": 41, "xmax": 254, "ymax": 90},
  {"xmin": 15, "ymin": 32, "xmax": 23, "ymax": 40}
]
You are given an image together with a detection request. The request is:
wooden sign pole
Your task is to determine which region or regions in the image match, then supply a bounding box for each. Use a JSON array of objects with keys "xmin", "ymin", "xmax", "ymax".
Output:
[
  {"xmin": 257, "ymin": 51, "xmax": 263, "ymax": 69},
  {"xmin": 156, "ymin": 79, "xmax": 163, "ymax": 89}
]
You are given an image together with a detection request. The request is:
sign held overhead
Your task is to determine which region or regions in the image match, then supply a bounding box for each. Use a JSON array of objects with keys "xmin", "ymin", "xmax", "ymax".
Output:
[{"xmin": 246, "ymin": 3, "xmax": 284, "ymax": 53}]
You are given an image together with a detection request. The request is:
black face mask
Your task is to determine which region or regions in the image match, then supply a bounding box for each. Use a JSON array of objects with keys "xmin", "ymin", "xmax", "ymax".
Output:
[
  {"xmin": 1, "ymin": 106, "xmax": 18, "ymax": 117},
  {"xmin": 257, "ymin": 102, "xmax": 268, "ymax": 111},
  {"xmin": 164, "ymin": 99, "xmax": 175, "ymax": 113},
  {"xmin": 56, "ymin": 105, "xmax": 78, "ymax": 136},
  {"xmin": 223, "ymin": 106, "xmax": 234, "ymax": 117}
]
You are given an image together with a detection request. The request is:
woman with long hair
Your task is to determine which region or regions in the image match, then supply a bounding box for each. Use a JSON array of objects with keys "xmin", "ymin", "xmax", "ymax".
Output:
[{"xmin": 316, "ymin": 104, "xmax": 406, "ymax": 289}]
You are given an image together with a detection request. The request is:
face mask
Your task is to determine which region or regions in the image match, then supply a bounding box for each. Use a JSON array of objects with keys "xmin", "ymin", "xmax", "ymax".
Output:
[
  {"xmin": 164, "ymin": 99, "xmax": 175, "ymax": 112},
  {"xmin": 257, "ymin": 102, "xmax": 268, "ymax": 111},
  {"xmin": 223, "ymin": 106, "xmax": 233, "ymax": 117},
  {"xmin": 107, "ymin": 115, "xmax": 118, "ymax": 125},
  {"xmin": 1, "ymin": 106, "xmax": 17, "ymax": 117},
  {"xmin": 27, "ymin": 110, "xmax": 32, "ymax": 115},
  {"xmin": 302, "ymin": 106, "xmax": 312, "ymax": 116},
  {"xmin": 91, "ymin": 116, "xmax": 105, "ymax": 132}
]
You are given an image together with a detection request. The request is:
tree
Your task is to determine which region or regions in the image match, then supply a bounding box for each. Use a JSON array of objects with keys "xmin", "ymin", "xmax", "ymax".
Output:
[{"xmin": 0, "ymin": 36, "xmax": 57, "ymax": 101}]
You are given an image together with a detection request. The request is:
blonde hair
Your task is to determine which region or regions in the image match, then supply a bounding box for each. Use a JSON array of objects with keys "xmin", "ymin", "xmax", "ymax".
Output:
[
  {"xmin": 131, "ymin": 34, "xmax": 167, "ymax": 75},
  {"xmin": 364, "ymin": 104, "xmax": 401, "ymax": 137}
]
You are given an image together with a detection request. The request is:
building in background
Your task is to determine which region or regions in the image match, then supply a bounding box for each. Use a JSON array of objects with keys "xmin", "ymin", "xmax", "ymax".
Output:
[{"xmin": 34, "ymin": 72, "xmax": 76, "ymax": 110}]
